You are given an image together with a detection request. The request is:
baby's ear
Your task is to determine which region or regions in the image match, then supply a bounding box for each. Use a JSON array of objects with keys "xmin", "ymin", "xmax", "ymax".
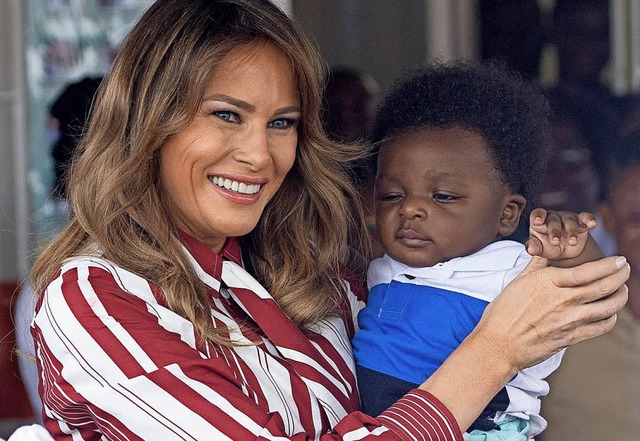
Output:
[{"xmin": 498, "ymin": 193, "xmax": 526, "ymax": 237}]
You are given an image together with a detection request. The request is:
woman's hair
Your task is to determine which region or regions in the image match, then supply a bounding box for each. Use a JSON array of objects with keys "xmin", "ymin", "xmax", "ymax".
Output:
[
  {"xmin": 371, "ymin": 59, "xmax": 550, "ymax": 205},
  {"xmin": 31, "ymin": 0, "xmax": 369, "ymax": 345}
]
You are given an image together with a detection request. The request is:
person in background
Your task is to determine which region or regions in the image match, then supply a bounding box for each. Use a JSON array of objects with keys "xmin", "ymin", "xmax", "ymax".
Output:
[
  {"xmin": 477, "ymin": 0, "xmax": 545, "ymax": 244},
  {"xmin": 539, "ymin": 89, "xmax": 618, "ymax": 256},
  {"xmin": 547, "ymin": 0, "xmax": 625, "ymax": 121},
  {"xmin": 617, "ymin": 92, "xmax": 640, "ymax": 137},
  {"xmin": 352, "ymin": 60, "xmax": 603, "ymax": 441},
  {"xmin": 13, "ymin": 75, "xmax": 103, "ymax": 426},
  {"xmin": 322, "ymin": 66, "xmax": 382, "ymax": 257},
  {"xmin": 49, "ymin": 76, "xmax": 103, "ymax": 199},
  {"xmin": 28, "ymin": 0, "xmax": 628, "ymax": 439},
  {"xmin": 478, "ymin": 0, "xmax": 545, "ymax": 81},
  {"xmin": 541, "ymin": 129, "xmax": 640, "ymax": 441},
  {"xmin": 322, "ymin": 65, "xmax": 379, "ymax": 145}
]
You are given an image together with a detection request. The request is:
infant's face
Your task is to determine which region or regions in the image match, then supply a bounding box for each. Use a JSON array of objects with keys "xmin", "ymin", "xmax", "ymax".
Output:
[{"xmin": 374, "ymin": 126, "xmax": 513, "ymax": 268}]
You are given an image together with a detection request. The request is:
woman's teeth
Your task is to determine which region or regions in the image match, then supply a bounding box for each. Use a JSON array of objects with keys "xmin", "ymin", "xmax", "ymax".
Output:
[{"xmin": 210, "ymin": 176, "xmax": 261, "ymax": 194}]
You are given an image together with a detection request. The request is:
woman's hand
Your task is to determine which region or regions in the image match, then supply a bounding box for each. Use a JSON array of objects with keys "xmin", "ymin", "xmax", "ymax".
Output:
[
  {"xmin": 419, "ymin": 255, "xmax": 629, "ymax": 432},
  {"xmin": 477, "ymin": 255, "xmax": 629, "ymax": 372}
]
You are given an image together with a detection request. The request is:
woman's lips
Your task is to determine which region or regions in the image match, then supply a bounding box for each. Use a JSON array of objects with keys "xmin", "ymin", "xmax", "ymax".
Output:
[
  {"xmin": 208, "ymin": 175, "xmax": 261, "ymax": 194},
  {"xmin": 208, "ymin": 175, "xmax": 266, "ymax": 205}
]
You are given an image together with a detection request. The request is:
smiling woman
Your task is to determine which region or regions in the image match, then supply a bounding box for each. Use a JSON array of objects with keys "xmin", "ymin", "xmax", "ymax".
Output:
[
  {"xmin": 25, "ymin": 0, "xmax": 630, "ymax": 440},
  {"xmin": 159, "ymin": 42, "xmax": 300, "ymax": 252}
]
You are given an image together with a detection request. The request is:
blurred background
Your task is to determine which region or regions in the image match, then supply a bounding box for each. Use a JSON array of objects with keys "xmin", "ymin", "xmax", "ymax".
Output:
[{"xmin": 1, "ymin": 0, "xmax": 639, "ymax": 437}]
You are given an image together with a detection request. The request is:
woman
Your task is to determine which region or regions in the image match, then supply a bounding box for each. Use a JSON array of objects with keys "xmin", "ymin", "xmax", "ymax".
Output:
[{"xmin": 30, "ymin": 0, "xmax": 629, "ymax": 439}]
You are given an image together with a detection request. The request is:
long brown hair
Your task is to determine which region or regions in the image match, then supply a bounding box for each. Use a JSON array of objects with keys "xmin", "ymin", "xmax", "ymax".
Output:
[{"xmin": 31, "ymin": 0, "xmax": 369, "ymax": 345}]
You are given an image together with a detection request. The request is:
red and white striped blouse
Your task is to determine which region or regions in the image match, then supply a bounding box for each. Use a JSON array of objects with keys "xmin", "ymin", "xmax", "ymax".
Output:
[{"xmin": 32, "ymin": 234, "xmax": 462, "ymax": 440}]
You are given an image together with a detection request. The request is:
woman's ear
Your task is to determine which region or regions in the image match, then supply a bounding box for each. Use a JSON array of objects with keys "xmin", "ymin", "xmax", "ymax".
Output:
[{"xmin": 498, "ymin": 193, "xmax": 527, "ymax": 237}]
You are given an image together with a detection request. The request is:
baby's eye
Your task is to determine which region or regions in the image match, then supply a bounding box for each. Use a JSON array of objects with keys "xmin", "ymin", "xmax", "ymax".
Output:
[
  {"xmin": 378, "ymin": 193, "xmax": 403, "ymax": 202},
  {"xmin": 212, "ymin": 111, "xmax": 240, "ymax": 123},
  {"xmin": 268, "ymin": 118, "xmax": 298, "ymax": 129},
  {"xmin": 433, "ymin": 193, "xmax": 458, "ymax": 202}
]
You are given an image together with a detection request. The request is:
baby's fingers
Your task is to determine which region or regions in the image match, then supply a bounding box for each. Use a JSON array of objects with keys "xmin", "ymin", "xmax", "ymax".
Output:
[
  {"xmin": 558, "ymin": 215, "xmax": 582, "ymax": 245},
  {"xmin": 529, "ymin": 208, "xmax": 549, "ymax": 227},
  {"xmin": 561, "ymin": 212, "xmax": 595, "ymax": 244},
  {"xmin": 525, "ymin": 236, "xmax": 544, "ymax": 256},
  {"xmin": 577, "ymin": 212, "xmax": 597, "ymax": 230},
  {"xmin": 542, "ymin": 211, "xmax": 563, "ymax": 245}
]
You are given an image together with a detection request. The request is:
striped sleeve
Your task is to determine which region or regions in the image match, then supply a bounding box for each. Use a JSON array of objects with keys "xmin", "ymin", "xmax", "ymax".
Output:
[
  {"xmin": 33, "ymin": 259, "xmax": 462, "ymax": 440},
  {"xmin": 378, "ymin": 390, "xmax": 463, "ymax": 441}
]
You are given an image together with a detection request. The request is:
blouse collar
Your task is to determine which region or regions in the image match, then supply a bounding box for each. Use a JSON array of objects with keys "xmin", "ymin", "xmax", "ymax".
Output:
[{"xmin": 178, "ymin": 231, "xmax": 244, "ymax": 282}]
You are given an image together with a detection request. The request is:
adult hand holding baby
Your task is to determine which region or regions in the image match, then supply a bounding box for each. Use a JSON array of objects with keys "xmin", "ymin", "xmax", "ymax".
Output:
[
  {"xmin": 423, "ymin": 253, "xmax": 629, "ymax": 432},
  {"xmin": 481, "ymin": 253, "xmax": 629, "ymax": 371}
]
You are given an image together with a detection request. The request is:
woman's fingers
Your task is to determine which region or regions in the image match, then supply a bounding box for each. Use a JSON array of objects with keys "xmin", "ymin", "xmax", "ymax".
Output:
[
  {"xmin": 573, "ymin": 283, "xmax": 628, "ymax": 328},
  {"xmin": 481, "ymin": 256, "xmax": 629, "ymax": 371},
  {"xmin": 566, "ymin": 311, "xmax": 619, "ymax": 345},
  {"xmin": 557, "ymin": 296, "xmax": 624, "ymax": 350},
  {"xmin": 549, "ymin": 256, "xmax": 630, "ymax": 292}
]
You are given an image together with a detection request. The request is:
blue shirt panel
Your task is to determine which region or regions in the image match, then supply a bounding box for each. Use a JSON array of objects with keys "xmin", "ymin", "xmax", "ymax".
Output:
[{"xmin": 352, "ymin": 279, "xmax": 489, "ymax": 385}]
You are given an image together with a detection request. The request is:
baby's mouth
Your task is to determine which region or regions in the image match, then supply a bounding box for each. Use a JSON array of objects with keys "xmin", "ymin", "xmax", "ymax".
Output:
[
  {"xmin": 209, "ymin": 176, "xmax": 261, "ymax": 195},
  {"xmin": 397, "ymin": 229, "xmax": 426, "ymax": 241}
]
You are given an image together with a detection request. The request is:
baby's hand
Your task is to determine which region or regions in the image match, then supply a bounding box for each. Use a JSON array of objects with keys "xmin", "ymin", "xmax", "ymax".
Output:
[{"xmin": 526, "ymin": 208, "xmax": 597, "ymax": 261}]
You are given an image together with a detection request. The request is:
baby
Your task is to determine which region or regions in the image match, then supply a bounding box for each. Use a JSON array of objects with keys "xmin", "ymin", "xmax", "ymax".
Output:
[{"xmin": 352, "ymin": 60, "xmax": 601, "ymax": 440}]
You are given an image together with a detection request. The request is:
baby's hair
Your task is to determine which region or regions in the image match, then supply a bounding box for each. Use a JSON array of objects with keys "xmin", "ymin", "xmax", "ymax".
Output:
[{"xmin": 371, "ymin": 59, "xmax": 550, "ymax": 204}]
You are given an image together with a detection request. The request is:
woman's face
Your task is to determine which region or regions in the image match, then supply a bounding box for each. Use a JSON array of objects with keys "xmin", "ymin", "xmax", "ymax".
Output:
[{"xmin": 160, "ymin": 42, "xmax": 300, "ymax": 252}]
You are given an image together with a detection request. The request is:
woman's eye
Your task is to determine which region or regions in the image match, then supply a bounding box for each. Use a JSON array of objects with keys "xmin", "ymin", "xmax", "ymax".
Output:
[
  {"xmin": 269, "ymin": 118, "xmax": 297, "ymax": 129},
  {"xmin": 212, "ymin": 111, "xmax": 240, "ymax": 123}
]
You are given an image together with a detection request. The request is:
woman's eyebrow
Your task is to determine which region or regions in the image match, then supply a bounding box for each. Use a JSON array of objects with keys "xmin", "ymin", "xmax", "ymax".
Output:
[
  {"xmin": 202, "ymin": 94, "xmax": 301, "ymax": 115},
  {"xmin": 203, "ymin": 94, "xmax": 255, "ymax": 112},
  {"xmin": 275, "ymin": 105, "xmax": 302, "ymax": 115}
]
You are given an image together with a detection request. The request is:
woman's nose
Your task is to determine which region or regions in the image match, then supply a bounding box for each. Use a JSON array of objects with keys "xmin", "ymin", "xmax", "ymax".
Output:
[{"xmin": 234, "ymin": 127, "xmax": 271, "ymax": 170}]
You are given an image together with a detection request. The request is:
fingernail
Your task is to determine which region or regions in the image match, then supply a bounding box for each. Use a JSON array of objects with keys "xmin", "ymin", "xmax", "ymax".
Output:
[{"xmin": 616, "ymin": 256, "xmax": 627, "ymax": 268}]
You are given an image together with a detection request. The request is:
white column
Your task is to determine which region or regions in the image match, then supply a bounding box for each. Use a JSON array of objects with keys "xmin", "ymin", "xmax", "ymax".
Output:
[
  {"xmin": 425, "ymin": 0, "xmax": 456, "ymax": 60},
  {"xmin": 610, "ymin": 0, "xmax": 628, "ymax": 94},
  {"xmin": 272, "ymin": 0, "xmax": 293, "ymax": 17},
  {"xmin": 0, "ymin": 0, "xmax": 28, "ymax": 282},
  {"xmin": 424, "ymin": 0, "xmax": 478, "ymax": 62},
  {"xmin": 629, "ymin": 0, "xmax": 640, "ymax": 92},
  {"xmin": 12, "ymin": 0, "xmax": 30, "ymax": 280}
]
